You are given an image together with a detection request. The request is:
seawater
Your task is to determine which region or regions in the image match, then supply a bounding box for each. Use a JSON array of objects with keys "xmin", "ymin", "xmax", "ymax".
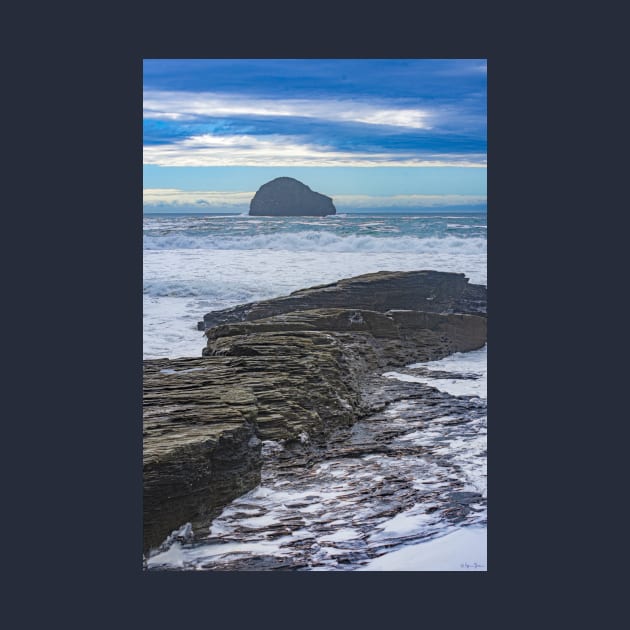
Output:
[
  {"xmin": 143, "ymin": 211, "xmax": 488, "ymax": 571},
  {"xmin": 143, "ymin": 212, "xmax": 487, "ymax": 359},
  {"xmin": 146, "ymin": 345, "xmax": 488, "ymax": 571}
]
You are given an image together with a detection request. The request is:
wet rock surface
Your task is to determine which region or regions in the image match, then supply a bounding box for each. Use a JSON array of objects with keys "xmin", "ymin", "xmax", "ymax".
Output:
[
  {"xmin": 146, "ymin": 372, "xmax": 487, "ymax": 571},
  {"xmin": 198, "ymin": 270, "xmax": 486, "ymax": 331},
  {"xmin": 144, "ymin": 270, "xmax": 487, "ymax": 559}
]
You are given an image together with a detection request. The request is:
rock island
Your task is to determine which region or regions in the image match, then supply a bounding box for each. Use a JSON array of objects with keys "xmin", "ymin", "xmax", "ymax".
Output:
[{"xmin": 249, "ymin": 177, "xmax": 336, "ymax": 216}]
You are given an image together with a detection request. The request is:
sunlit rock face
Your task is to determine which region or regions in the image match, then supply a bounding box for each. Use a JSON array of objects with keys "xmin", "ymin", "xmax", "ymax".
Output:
[{"xmin": 249, "ymin": 177, "xmax": 336, "ymax": 217}]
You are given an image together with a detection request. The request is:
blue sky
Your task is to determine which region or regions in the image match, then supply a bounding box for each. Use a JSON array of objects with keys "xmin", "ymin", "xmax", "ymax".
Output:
[{"xmin": 143, "ymin": 59, "xmax": 486, "ymax": 213}]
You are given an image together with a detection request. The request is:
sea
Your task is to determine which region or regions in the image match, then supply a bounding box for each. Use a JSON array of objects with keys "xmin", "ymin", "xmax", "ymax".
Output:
[
  {"xmin": 143, "ymin": 211, "xmax": 488, "ymax": 571},
  {"xmin": 143, "ymin": 212, "xmax": 487, "ymax": 360}
]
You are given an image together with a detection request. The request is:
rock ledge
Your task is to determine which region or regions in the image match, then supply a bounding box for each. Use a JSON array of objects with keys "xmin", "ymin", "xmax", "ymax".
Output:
[{"xmin": 144, "ymin": 271, "xmax": 487, "ymax": 552}]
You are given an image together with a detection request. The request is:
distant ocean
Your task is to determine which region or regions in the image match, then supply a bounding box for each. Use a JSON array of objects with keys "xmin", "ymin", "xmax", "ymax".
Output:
[{"xmin": 143, "ymin": 212, "xmax": 487, "ymax": 360}]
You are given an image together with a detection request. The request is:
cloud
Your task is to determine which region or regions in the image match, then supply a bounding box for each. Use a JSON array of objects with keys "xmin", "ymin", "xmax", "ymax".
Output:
[
  {"xmin": 143, "ymin": 188, "xmax": 252, "ymax": 207},
  {"xmin": 143, "ymin": 188, "xmax": 486, "ymax": 211},
  {"xmin": 434, "ymin": 60, "xmax": 487, "ymax": 76},
  {"xmin": 143, "ymin": 90, "xmax": 433, "ymax": 130},
  {"xmin": 142, "ymin": 133, "xmax": 486, "ymax": 167},
  {"xmin": 333, "ymin": 194, "xmax": 487, "ymax": 208}
]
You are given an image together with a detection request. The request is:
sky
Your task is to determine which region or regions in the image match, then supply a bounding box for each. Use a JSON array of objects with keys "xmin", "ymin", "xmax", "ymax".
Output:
[{"xmin": 143, "ymin": 59, "xmax": 487, "ymax": 213}]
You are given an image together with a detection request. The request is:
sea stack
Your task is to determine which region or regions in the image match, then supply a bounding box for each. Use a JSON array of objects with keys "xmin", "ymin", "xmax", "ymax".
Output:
[{"xmin": 249, "ymin": 177, "xmax": 336, "ymax": 217}]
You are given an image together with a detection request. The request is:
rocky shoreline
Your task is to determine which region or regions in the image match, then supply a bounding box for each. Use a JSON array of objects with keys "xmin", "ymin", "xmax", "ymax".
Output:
[
  {"xmin": 144, "ymin": 271, "xmax": 487, "ymax": 555},
  {"xmin": 197, "ymin": 269, "xmax": 486, "ymax": 330}
]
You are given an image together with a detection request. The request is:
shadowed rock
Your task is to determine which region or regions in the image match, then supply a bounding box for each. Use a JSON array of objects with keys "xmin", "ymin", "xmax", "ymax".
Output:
[
  {"xmin": 198, "ymin": 270, "xmax": 486, "ymax": 331},
  {"xmin": 249, "ymin": 177, "xmax": 336, "ymax": 217}
]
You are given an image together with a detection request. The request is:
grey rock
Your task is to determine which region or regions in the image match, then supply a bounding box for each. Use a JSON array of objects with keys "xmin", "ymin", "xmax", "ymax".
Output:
[
  {"xmin": 249, "ymin": 177, "xmax": 336, "ymax": 216},
  {"xmin": 144, "ymin": 305, "xmax": 486, "ymax": 552},
  {"xmin": 200, "ymin": 270, "xmax": 487, "ymax": 331}
]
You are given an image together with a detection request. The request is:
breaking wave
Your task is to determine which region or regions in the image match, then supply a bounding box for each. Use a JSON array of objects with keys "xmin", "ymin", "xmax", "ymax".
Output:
[
  {"xmin": 143, "ymin": 231, "xmax": 486, "ymax": 254},
  {"xmin": 143, "ymin": 279, "xmax": 265, "ymax": 300}
]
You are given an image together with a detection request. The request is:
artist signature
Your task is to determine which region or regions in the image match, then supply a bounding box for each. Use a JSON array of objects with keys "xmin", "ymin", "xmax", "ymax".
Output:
[{"xmin": 460, "ymin": 562, "xmax": 485, "ymax": 569}]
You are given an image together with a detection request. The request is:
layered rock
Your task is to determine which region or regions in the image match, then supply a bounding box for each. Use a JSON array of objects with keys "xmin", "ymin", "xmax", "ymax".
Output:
[
  {"xmin": 249, "ymin": 177, "xmax": 336, "ymax": 217},
  {"xmin": 143, "ymin": 366, "xmax": 263, "ymax": 552},
  {"xmin": 204, "ymin": 308, "xmax": 486, "ymax": 367},
  {"xmin": 147, "ymin": 375, "xmax": 488, "ymax": 571},
  {"xmin": 198, "ymin": 270, "xmax": 486, "ymax": 331},
  {"xmin": 144, "ymin": 301, "xmax": 486, "ymax": 552}
]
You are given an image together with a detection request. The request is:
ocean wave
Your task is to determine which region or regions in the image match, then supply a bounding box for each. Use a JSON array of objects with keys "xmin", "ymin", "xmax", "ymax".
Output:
[
  {"xmin": 143, "ymin": 278, "xmax": 263, "ymax": 300},
  {"xmin": 143, "ymin": 231, "xmax": 486, "ymax": 254}
]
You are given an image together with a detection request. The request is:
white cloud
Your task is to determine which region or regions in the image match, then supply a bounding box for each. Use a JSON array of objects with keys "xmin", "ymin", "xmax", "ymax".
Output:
[
  {"xmin": 143, "ymin": 189, "xmax": 253, "ymax": 207},
  {"xmin": 143, "ymin": 112, "xmax": 197, "ymax": 121},
  {"xmin": 143, "ymin": 188, "xmax": 486, "ymax": 210},
  {"xmin": 333, "ymin": 194, "xmax": 487, "ymax": 207},
  {"xmin": 143, "ymin": 90, "xmax": 432, "ymax": 130},
  {"xmin": 435, "ymin": 61, "xmax": 487, "ymax": 76},
  {"xmin": 142, "ymin": 133, "xmax": 486, "ymax": 167}
]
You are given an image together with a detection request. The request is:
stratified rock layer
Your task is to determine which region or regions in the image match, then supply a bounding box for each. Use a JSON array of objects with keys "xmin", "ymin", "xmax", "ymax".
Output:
[
  {"xmin": 249, "ymin": 177, "xmax": 336, "ymax": 216},
  {"xmin": 144, "ymin": 298, "xmax": 487, "ymax": 552},
  {"xmin": 198, "ymin": 270, "xmax": 486, "ymax": 331}
]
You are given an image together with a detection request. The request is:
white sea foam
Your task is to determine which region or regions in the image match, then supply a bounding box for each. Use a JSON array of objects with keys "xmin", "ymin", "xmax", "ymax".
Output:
[
  {"xmin": 385, "ymin": 345, "xmax": 487, "ymax": 399},
  {"xmin": 146, "ymin": 538, "xmax": 296, "ymax": 569},
  {"xmin": 358, "ymin": 526, "xmax": 487, "ymax": 571},
  {"xmin": 143, "ymin": 214, "xmax": 487, "ymax": 359},
  {"xmin": 143, "ymin": 231, "xmax": 487, "ymax": 254},
  {"xmin": 318, "ymin": 528, "xmax": 361, "ymax": 543},
  {"xmin": 369, "ymin": 504, "xmax": 437, "ymax": 541},
  {"xmin": 144, "ymin": 249, "xmax": 487, "ymax": 358},
  {"xmin": 446, "ymin": 223, "xmax": 485, "ymax": 229}
]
